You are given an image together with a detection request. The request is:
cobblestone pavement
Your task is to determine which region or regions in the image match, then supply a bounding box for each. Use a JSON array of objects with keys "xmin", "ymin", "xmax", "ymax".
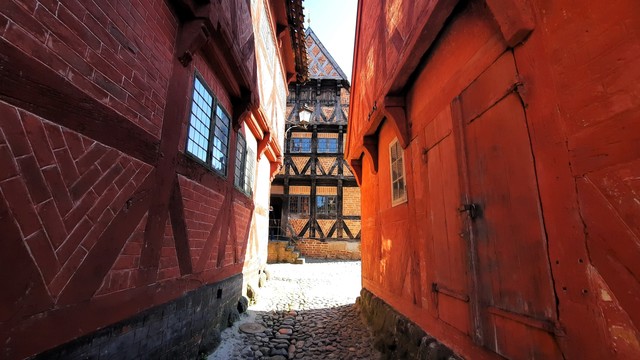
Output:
[{"xmin": 208, "ymin": 260, "xmax": 381, "ymax": 360}]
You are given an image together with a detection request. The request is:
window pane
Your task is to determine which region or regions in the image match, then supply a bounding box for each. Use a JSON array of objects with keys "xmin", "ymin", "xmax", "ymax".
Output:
[
  {"xmin": 390, "ymin": 140, "xmax": 406, "ymax": 203},
  {"xmin": 211, "ymin": 105, "xmax": 230, "ymax": 175},
  {"xmin": 244, "ymin": 148, "xmax": 255, "ymax": 194},
  {"xmin": 234, "ymin": 135, "xmax": 246, "ymax": 189},
  {"xmin": 398, "ymin": 179, "xmax": 406, "ymax": 198},
  {"xmin": 290, "ymin": 138, "xmax": 311, "ymax": 153},
  {"xmin": 186, "ymin": 78, "xmax": 213, "ymax": 163},
  {"xmin": 289, "ymin": 196, "xmax": 310, "ymax": 215},
  {"xmin": 318, "ymin": 138, "xmax": 338, "ymax": 153}
]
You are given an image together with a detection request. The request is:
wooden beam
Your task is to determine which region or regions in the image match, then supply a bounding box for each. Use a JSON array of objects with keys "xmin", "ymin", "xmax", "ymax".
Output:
[
  {"xmin": 0, "ymin": 36, "xmax": 159, "ymax": 165},
  {"xmin": 485, "ymin": 0, "xmax": 535, "ymax": 47}
]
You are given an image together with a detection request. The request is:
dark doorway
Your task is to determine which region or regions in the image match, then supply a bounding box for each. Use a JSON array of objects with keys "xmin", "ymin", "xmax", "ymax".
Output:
[{"xmin": 269, "ymin": 196, "xmax": 284, "ymax": 240}]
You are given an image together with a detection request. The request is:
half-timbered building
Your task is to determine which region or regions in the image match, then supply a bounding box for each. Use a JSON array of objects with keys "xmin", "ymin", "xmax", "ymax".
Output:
[
  {"xmin": 0, "ymin": 0, "xmax": 305, "ymax": 358},
  {"xmin": 270, "ymin": 28, "xmax": 361, "ymax": 260}
]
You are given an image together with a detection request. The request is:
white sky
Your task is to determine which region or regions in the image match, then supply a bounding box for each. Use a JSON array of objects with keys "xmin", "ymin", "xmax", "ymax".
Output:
[{"xmin": 304, "ymin": 0, "xmax": 358, "ymax": 81}]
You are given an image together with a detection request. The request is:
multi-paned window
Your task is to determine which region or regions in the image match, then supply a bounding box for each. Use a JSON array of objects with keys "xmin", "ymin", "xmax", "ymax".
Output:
[
  {"xmin": 244, "ymin": 148, "xmax": 255, "ymax": 194},
  {"xmin": 289, "ymin": 195, "xmax": 310, "ymax": 215},
  {"xmin": 234, "ymin": 134, "xmax": 256, "ymax": 196},
  {"xmin": 234, "ymin": 134, "xmax": 246, "ymax": 189},
  {"xmin": 389, "ymin": 139, "xmax": 407, "ymax": 205},
  {"xmin": 317, "ymin": 138, "xmax": 338, "ymax": 153},
  {"xmin": 316, "ymin": 195, "xmax": 337, "ymax": 215},
  {"xmin": 186, "ymin": 76, "xmax": 230, "ymax": 176},
  {"xmin": 290, "ymin": 138, "xmax": 311, "ymax": 153}
]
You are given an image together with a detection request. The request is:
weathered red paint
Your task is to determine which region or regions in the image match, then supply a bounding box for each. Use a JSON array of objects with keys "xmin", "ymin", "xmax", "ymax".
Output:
[
  {"xmin": 0, "ymin": 0, "xmax": 301, "ymax": 358},
  {"xmin": 348, "ymin": 0, "xmax": 640, "ymax": 358}
]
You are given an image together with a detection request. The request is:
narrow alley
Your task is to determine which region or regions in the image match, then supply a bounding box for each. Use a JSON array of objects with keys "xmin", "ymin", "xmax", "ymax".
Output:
[
  {"xmin": 208, "ymin": 260, "xmax": 381, "ymax": 360},
  {"xmin": 1, "ymin": 0, "xmax": 639, "ymax": 359}
]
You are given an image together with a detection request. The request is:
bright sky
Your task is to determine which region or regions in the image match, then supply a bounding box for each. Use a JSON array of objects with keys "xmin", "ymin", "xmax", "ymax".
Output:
[{"xmin": 304, "ymin": 0, "xmax": 358, "ymax": 81}]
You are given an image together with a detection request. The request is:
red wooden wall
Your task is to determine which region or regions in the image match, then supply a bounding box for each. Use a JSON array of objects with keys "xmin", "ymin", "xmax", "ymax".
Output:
[
  {"xmin": 0, "ymin": 0, "xmax": 288, "ymax": 358},
  {"xmin": 348, "ymin": 0, "xmax": 640, "ymax": 358}
]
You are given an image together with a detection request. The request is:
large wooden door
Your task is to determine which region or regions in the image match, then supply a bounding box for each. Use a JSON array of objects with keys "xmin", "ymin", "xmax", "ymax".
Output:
[{"xmin": 454, "ymin": 51, "xmax": 562, "ymax": 359}]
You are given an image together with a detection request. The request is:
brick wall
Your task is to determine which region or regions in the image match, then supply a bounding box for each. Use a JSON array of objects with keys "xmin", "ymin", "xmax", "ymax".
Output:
[
  {"xmin": 343, "ymin": 187, "xmax": 361, "ymax": 216},
  {"xmin": 0, "ymin": 0, "xmax": 177, "ymax": 137},
  {"xmin": 296, "ymin": 239, "xmax": 361, "ymax": 260},
  {"xmin": 0, "ymin": 1, "xmax": 279, "ymax": 358}
]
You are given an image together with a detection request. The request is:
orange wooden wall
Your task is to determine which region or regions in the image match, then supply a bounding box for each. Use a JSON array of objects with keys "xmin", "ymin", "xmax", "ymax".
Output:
[{"xmin": 348, "ymin": 0, "xmax": 640, "ymax": 358}]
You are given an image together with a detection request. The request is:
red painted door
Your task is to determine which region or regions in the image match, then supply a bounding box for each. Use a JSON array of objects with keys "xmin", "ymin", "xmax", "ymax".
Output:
[{"xmin": 455, "ymin": 51, "xmax": 562, "ymax": 359}]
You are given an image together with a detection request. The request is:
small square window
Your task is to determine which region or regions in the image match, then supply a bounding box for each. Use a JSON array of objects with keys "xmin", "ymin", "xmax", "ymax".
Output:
[
  {"xmin": 389, "ymin": 139, "xmax": 407, "ymax": 206},
  {"xmin": 289, "ymin": 195, "xmax": 310, "ymax": 215},
  {"xmin": 185, "ymin": 75, "xmax": 230, "ymax": 176},
  {"xmin": 317, "ymin": 138, "xmax": 338, "ymax": 153},
  {"xmin": 316, "ymin": 195, "xmax": 337, "ymax": 216},
  {"xmin": 290, "ymin": 138, "xmax": 311, "ymax": 153}
]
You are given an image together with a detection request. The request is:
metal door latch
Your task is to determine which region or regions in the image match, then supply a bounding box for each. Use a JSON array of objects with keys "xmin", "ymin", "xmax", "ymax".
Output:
[{"xmin": 458, "ymin": 203, "xmax": 479, "ymax": 220}]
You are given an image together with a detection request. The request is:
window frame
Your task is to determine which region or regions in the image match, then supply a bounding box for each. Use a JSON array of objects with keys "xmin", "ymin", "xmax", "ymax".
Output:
[
  {"xmin": 389, "ymin": 138, "xmax": 408, "ymax": 206},
  {"xmin": 289, "ymin": 195, "xmax": 310, "ymax": 216},
  {"xmin": 317, "ymin": 138, "xmax": 339, "ymax": 153},
  {"xmin": 234, "ymin": 133, "xmax": 247, "ymax": 190},
  {"xmin": 316, "ymin": 195, "xmax": 337, "ymax": 216},
  {"xmin": 233, "ymin": 133, "xmax": 256, "ymax": 197},
  {"xmin": 289, "ymin": 137, "xmax": 312, "ymax": 153},
  {"xmin": 185, "ymin": 73, "xmax": 231, "ymax": 177},
  {"xmin": 244, "ymin": 147, "xmax": 255, "ymax": 195}
]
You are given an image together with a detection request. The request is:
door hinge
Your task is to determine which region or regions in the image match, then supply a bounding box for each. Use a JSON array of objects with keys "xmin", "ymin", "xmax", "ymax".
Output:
[{"xmin": 458, "ymin": 203, "xmax": 479, "ymax": 220}]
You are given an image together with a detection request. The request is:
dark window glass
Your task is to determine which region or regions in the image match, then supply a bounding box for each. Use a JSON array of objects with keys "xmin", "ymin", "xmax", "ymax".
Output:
[{"xmin": 289, "ymin": 196, "xmax": 310, "ymax": 215}]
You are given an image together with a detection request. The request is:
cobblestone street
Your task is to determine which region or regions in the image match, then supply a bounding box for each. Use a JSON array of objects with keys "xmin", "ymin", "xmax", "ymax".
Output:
[{"xmin": 208, "ymin": 260, "xmax": 381, "ymax": 360}]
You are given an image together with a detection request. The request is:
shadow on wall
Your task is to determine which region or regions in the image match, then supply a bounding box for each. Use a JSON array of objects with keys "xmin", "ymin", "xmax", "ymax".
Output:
[{"xmin": 34, "ymin": 274, "xmax": 250, "ymax": 360}]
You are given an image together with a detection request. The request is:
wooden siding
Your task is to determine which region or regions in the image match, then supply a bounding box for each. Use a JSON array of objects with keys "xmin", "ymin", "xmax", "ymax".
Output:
[{"xmin": 348, "ymin": 0, "xmax": 640, "ymax": 359}]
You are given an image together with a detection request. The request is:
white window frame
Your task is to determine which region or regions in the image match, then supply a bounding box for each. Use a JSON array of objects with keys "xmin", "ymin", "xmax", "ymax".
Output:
[{"xmin": 389, "ymin": 138, "xmax": 407, "ymax": 206}]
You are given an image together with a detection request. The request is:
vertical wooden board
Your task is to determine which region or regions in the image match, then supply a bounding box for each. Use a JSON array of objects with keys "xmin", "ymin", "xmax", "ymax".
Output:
[
  {"xmin": 429, "ymin": 144, "xmax": 454, "ymax": 284},
  {"xmin": 361, "ymin": 157, "xmax": 380, "ymax": 283},
  {"xmin": 490, "ymin": 313, "xmax": 562, "ymax": 359},
  {"xmin": 439, "ymin": 294, "xmax": 471, "ymax": 335},
  {"xmin": 411, "ymin": 130, "xmax": 438, "ymax": 311},
  {"xmin": 440, "ymin": 135, "xmax": 468, "ymax": 291},
  {"xmin": 465, "ymin": 93, "xmax": 556, "ymax": 320}
]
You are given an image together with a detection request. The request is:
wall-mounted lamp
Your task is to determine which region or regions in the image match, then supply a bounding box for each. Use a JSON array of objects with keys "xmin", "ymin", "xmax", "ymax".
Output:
[{"xmin": 298, "ymin": 104, "xmax": 313, "ymax": 125}]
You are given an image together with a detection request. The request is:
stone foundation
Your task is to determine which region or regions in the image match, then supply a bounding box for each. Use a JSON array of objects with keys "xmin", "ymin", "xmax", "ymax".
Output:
[
  {"xmin": 35, "ymin": 274, "xmax": 245, "ymax": 360},
  {"xmin": 357, "ymin": 288, "xmax": 462, "ymax": 360},
  {"xmin": 267, "ymin": 240, "xmax": 302, "ymax": 263},
  {"xmin": 296, "ymin": 239, "xmax": 361, "ymax": 260}
]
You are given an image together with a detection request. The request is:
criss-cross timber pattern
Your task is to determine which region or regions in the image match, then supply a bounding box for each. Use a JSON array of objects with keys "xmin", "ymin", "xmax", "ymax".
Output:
[{"xmin": 0, "ymin": 99, "xmax": 249, "ymax": 307}]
